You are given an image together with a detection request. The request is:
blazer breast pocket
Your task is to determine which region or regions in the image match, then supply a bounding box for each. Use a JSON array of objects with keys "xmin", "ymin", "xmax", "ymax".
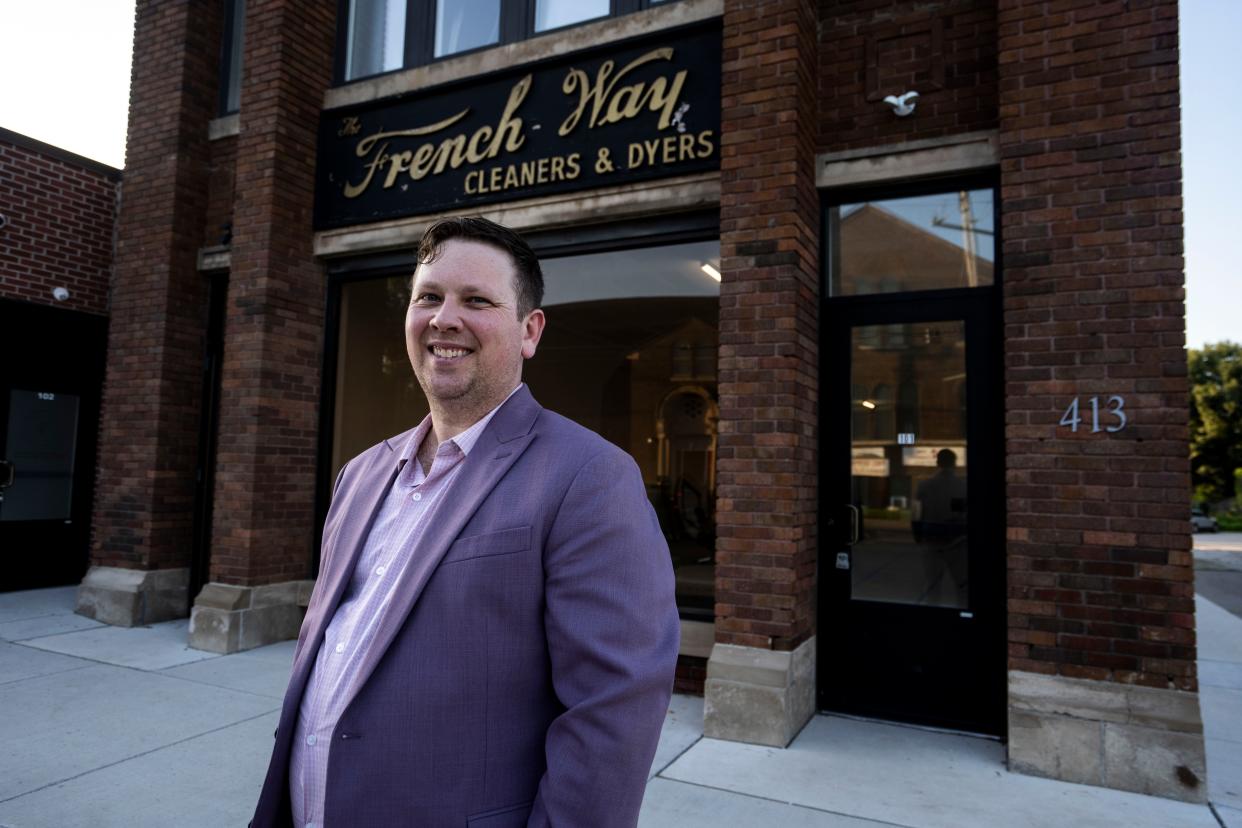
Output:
[
  {"xmin": 466, "ymin": 800, "xmax": 533, "ymax": 827},
  {"xmin": 440, "ymin": 525, "xmax": 531, "ymax": 565}
]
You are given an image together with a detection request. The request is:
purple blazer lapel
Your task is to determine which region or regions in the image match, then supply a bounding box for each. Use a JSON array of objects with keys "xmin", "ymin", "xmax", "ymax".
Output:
[
  {"xmin": 293, "ymin": 442, "xmax": 402, "ymax": 676},
  {"xmin": 344, "ymin": 388, "xmax": 541, "ymax": 705}
]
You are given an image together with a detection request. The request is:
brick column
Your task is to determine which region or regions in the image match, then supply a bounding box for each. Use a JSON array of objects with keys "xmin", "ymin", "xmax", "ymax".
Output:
[
  {"xmin": 998, "ymin": 0, "xmax": 1204, "ymax": 801},
  {"xmin": 705, "ymin": 0, "xmax": 820, "ymax": 747},
  {"xmin": 78, "ymin": 0, "xmax": 222, "ymax": 626},
  {"xmin": 189, "ymin": 0, "xmax": 336, "ymax": 653}
]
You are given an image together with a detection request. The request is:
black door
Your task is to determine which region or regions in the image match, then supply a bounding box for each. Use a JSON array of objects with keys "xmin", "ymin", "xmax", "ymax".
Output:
[
  {"xmin": 816, "ymin": 181, "xmax": 1004, "ymax": 735},
  {"xmin": 0, "ymin": 299, "xmax": 107, "ymax": 591}
]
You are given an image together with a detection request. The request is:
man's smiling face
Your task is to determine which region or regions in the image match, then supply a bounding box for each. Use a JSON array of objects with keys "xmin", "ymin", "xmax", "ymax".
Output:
[{"xmin": 406, "ymin": 238, "xmax": 544, "ymax": 422}]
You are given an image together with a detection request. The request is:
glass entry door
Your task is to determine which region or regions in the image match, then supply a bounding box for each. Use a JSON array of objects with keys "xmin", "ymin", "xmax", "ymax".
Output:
[{"xmin": 819, "ymin": 293, "xmax": 1003, "ymax": 734}]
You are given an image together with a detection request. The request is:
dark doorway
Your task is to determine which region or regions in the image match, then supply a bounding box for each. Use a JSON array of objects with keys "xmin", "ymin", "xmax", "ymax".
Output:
[
  {"xmin": 0, "ymin": 298, "xmax": 107, "ymax": 591},
  {"xmin": 189, "ymin": 273, "xmax": 228, "ymax": 608},
  {"xmin": 817, "ymin": 180, "xmax": 1005, "ymax": 735}
]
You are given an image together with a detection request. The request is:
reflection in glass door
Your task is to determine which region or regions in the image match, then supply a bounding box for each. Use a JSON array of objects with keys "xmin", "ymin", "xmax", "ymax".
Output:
[{"xmin": 849, "ymin": 319, "xmax": 968, "ymax": 610}]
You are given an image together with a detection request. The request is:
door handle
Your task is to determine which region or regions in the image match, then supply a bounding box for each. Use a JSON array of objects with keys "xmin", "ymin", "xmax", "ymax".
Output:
[{"xmin": 846, "ymin": 504, "xmax": 860, "ymax": 545}]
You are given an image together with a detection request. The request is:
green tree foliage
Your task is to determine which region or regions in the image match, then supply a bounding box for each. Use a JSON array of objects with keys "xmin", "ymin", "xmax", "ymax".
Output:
[{"xmin": 1189, "ymin": 341, "xmax": 1242, "ymax": 505}]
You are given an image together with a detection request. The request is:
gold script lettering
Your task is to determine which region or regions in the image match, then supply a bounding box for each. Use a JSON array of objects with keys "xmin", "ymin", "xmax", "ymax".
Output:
[
  {"xmin": 342, "ymin": 75, "xmax": 532, "ymax": 199},
  {"xmin": 559, "ymin": 49, "xmax": 688, "ymax": 136},
  {"xmin": 343, "ymin": 111, "xmax": 468, "ymax": 198}
]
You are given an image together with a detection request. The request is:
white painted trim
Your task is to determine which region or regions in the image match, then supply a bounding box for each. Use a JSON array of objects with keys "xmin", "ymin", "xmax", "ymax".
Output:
[
  {"xmin": 680, "ymin": 618, "xmax": 715, "ymax": 658},
  {"xmin": 198, "ymin": 245, "xmax": 230, "ymax": 272},
  {"xmin": 312, "ymin": 170, "xmax": 719, "ymax": 258},
  {"xmin": 816, "ymin": 130, "xmax": 999, "ymax": 190},
  {"xmin": 208, "ymin": 114, "xmax": 240, "ymax": 141}
]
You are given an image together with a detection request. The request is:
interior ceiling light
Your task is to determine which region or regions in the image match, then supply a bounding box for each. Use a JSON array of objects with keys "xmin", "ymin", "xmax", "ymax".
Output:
[{"xmin": 700, "ymin": 263, "xmax": 721, "ymax": 282}]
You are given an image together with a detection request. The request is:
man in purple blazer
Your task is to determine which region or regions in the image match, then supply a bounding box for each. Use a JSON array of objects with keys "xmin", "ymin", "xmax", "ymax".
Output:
[{"xmin": 251, "ymin": 216, "xmax": 680, "ymax": 827}]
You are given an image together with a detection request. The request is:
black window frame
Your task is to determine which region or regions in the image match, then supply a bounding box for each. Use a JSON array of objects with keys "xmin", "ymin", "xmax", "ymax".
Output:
[
  {"xmin": 822, "ymin": 171, "xmax": 1001, "ymax": 301},
  {"xmin": 333, "ymin": 0, "xmax": 678, "ymax": 85}
]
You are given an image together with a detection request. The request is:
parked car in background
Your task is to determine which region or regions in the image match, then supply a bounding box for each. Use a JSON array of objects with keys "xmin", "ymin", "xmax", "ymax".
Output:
[{"xmin": 1192, "ymin": 507, "xmax": 1219, "ymax": 533}]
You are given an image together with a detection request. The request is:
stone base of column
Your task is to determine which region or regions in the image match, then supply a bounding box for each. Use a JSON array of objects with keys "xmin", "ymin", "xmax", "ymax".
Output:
[
  {"xmin": 1008, "ymin": 670, "xmax": 1207, "ymax": 803},
  {"xmin": 75, "ymin": 566, "xmax": 189, "ymax": 627},
  {"xmin": 187, "ymin": 580, "xmax": 313, "ymax": 654},
  {"xmin": 703, "ymin": 637, "xmax": 816, "ymax": 748}
]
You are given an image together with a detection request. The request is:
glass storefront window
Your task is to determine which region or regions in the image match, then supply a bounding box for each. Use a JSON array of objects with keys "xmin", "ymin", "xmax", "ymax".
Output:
[
  {"xmin": 534, "ymin": 0, "xmax": 609, "ymax": 33},
  {"xmin": 331, "ymin": 239, "xmax": 721, "ymax": 620},
  {"xmin": 332, "ymin": 275, "xmax": 428, "ymax": 474},
  {"xmin": 435, "ymin": 0, "xmax": 500, "ymax": 57},
  {"xmin": 827, "ymin": 189, "xmax": 994, "ymax": 296},
  {"xmin": 346, "ymin": 0, "xmax": 407, "ymax": 81}
]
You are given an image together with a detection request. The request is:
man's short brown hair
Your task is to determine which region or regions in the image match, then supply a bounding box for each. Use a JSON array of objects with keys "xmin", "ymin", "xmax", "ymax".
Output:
[{"xmin": 415, "ymin": 216, "xmax": 544, "ymax": 319}]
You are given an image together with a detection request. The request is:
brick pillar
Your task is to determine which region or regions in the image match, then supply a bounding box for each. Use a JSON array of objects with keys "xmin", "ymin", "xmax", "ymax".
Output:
[
  {"xmin": 79, "ymin": 0, "xmax": 222, "ymax": 627},
  {"xmin": 189, "ymin": 0, "xmax": 336, "ymax": 653},
  {"xmin": 705, "ymin": 0, "xmax": 820, "ymax": 747},
  {"xmin": 998, "ymin": 0, "xmax": 1204, "ymax": 801}
]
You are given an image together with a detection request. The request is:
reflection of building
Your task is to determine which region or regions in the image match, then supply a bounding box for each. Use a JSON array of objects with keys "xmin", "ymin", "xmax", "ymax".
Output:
[
  {"xmin": 76, "ymin": 0, "xmax": 1202, "ymax": 804},
  {"xmin": 837, "ymin": 203, "xmax": 995, "ymax": 295}
]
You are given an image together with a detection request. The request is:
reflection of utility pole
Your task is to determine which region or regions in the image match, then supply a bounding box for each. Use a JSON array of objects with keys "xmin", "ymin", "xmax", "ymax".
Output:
[
  {"xmin": 959, "ymin": 190, "xmax": 977, "ymax": 287},
  {"xmin": 931, "ymin": 194, "xmax": 995, "ymax": 288}
]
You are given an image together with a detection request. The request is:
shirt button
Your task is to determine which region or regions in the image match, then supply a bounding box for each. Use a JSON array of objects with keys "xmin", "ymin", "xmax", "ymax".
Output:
[
  {"xmin": 306, "ymin": 735, "xmax": 316, "ymax": 746},
  {"xmin": 375, "ymin": 565, "xmax": 386, "ymax": 576},
  {"xmin": 335, "ymin": 642, "xmax": 345, "ymax": 653},
  {"xmin": 411, "ymin": 492, "xmax": 422, "ymax": 501}
]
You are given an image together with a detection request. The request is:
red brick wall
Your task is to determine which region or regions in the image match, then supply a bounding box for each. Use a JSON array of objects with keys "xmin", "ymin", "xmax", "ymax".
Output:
[
  {"xmin": 91, "ymin": 0, "xmax": 222, "ymax": 571},
  {"xmin": 818, "ymin": 0, "xmax": 998, "ymax": 153},
  {"xmin": 208, "ymin": 0, "xmax": 336, "ymax": 586},
  {"xmin": 0, "ymin": 130, "xmax": 118, "ymax": 316},
  {"xmin": 674, "ymin": 655, "xmax": 707, "ymax": 695},
  {"xmin": 998, "ymin": 0, "xmax": 1191, "ymax": 690},
  {"xmin": 715, "ymin": 0, "xmax": 820, "ymax": 651},
  {"xmin": 204, "ymin": 135, "xmax": 237, "ymax": 248}
]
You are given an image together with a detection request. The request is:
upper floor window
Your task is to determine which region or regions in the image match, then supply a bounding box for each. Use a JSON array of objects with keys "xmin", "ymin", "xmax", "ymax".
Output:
[
  {"xmin": 346, "ymin": 0, "xmax": 407, "ymax": 79},
  {"xmin": 435, "ymin": 0, "xmax": 500, "ymax": 57},
  {"xmin": 220, "ymin": 0, "xmax": 246, "ymax": 114},
  {"xmin": 339, "ymin": 0, "xmax": 678, "ymax": 83},
  {"xmin": 533, "ymin": 0, "xmax": 608, "ymax": 32}
]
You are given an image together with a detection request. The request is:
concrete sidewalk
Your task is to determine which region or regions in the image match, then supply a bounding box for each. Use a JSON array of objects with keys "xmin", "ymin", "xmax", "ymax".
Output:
[{"xmin": 0, "ymin": 579, "xmax": 1237, "ymax": 826}]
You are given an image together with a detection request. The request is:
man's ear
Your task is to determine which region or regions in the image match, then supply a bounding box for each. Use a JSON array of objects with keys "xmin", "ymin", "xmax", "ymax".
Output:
[{"xmin": 521, "ymin": 308, "xmax": 545, "ymax": 359}]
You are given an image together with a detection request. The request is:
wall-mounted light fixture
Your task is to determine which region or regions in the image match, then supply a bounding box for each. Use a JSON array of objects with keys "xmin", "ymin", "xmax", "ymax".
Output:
[
  {"xmin": 700, "ymin": 263, "xmax": 721, "ymax": 282},
  {"xmin": 861, "ymin": 400, "xmax": 877, "ymax": 410}
]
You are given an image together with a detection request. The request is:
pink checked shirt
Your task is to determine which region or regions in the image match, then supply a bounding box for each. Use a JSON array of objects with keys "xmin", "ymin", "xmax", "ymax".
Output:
[{"xmin": 289, "ymin": 386, "xmax": 520, "ymax": 828}]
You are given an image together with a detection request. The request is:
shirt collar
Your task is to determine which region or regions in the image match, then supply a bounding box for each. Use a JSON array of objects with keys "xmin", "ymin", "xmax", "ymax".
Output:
[{"xmin": 394, "ymin": 383, "xmax": 523, "ymax": 474}]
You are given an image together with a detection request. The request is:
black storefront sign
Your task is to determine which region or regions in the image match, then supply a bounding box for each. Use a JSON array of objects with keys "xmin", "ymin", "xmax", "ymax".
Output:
[{"xmin": 315, "ymin": 23, "xmax": 721, "ymax": 230}]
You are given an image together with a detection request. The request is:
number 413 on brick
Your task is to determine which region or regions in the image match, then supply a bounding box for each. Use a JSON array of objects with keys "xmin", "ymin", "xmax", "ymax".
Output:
[{"xmin": 1059, "ymin": 396, "xmax": 1127, "ymax": 433}]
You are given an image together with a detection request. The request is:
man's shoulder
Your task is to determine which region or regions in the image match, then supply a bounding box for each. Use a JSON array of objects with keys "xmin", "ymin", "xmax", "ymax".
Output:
[
  {"xmin": 531, "ymin": 409, "xmax": 636, "ymax": 474},
  {"xmin": 534, "ymin": 409, "xmax": 621, "ymax": 451}
]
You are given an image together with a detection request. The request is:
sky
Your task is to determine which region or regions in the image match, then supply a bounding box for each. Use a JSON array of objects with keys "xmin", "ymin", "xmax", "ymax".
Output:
[{"xmin": 0, "ymin": 1, "xmax": 1234, "ymax": 349}]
